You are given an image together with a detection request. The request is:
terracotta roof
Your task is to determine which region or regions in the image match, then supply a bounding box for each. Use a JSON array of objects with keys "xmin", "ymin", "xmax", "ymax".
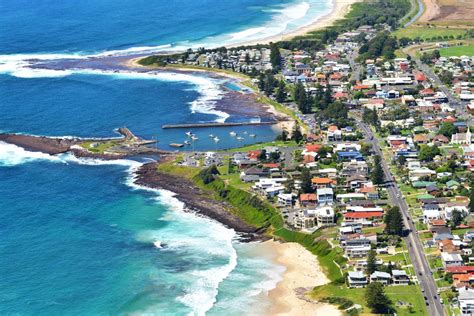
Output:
[
  {"xmin": 300, "ymin": 193, "xmax": 317, "ymax": 201},
  {"xmin": 262, "ymin": 163, "xmax": 279, "ymax": 169},
  {"xmin": 247, "ymin": 150, "xmax": 261, "ymax": 159},
  {"xmin": 431, "ymin": 219, "xmax": 447, "ymax": 226},
  {"xmin": 311, "ymin": 177, "xmax": 335, "ymax": 185},
  {"xmin": 343, "ymin": 211, "xmax": 383, "ymax": 219},
  {"xmin": 446, "ymin": 266, "xmax": 474, "ymax": 274},
  {"xmin": 305, "ymin": 143, "xmax": 322, "ymax": 152}
]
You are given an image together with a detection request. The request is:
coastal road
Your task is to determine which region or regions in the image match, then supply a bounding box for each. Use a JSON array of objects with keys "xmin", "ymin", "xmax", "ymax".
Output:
[
  {"xmin": 360, "ymin": 122, "xmax": 445, "ymax": 316},
  {"xmin": 404, "ymin": 0, "xmax": 425, "ymax": 28}
]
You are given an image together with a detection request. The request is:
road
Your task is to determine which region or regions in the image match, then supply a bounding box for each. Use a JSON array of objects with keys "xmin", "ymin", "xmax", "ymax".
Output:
[
  {"xmin": 404, "ymin": 0, "xmax": 425, "ymax": 28},
  {"xmin": 360, "ymin": 122, "xmax": 445, "ymax": 316}
]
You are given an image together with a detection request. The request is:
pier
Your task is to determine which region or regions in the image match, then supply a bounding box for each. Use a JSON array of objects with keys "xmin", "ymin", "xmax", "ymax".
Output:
[{"xmin": 161, "ymin": 121, "xmax": 279, "ymax": 129}]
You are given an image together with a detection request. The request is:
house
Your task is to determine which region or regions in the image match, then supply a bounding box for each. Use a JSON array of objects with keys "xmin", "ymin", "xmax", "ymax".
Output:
[
  {"xmin": 346, "ymin": 174, "xmax": 369, "ymax": 189},
  {"xmin": 441, "ymin": 252, "xmax": 464, "ymax": 268},
  {"xmin": 311, "ymin": 177, "xmax": 335, "ymax": 189},
  {"xmin": 337, "ymin": 151, "xmax": 364, "ymax": 161},
  {"xmin": 451, "ymin": 129, "xmax": 472, "ymax": 145},
  {"xmin": 300, "ymin": 193, "xmax": 317, "ymax": 207},
  {"xmin": 343, "ymin": 211, "xmax": 383, "ymax": 223},
  {"xmin": 327, "ymin": 125, "xmax": 342, "ymax": 141},
  {"xmin": 317, "ymin": 188, "xmax": 334, "ymax": 204},
  {"xmin": 423, "ymin": 209, "xmax": 441, "ymax": 223},
  {"xmin": 348, "ymin": 271, "xmax": 368, "ymax": 288},
  {"xmin": 392, "ymin": 270, "xmax": 410, "ymax": 285},
  {"xmin": 278, "ymin": 193, "xmax": 293, "ymax": 206},
  {"xmin": 370, "ymin": 271, "xmax": 391, "ymax": 285},
  {"xmin": 433, "ymin": 134, "xmax": 450, "ymax": 145},
  {"xmin": 459, "ymin": 286, "xmax": 474, "ymax": 316},
  {"xmin": 315, "ymin": 206, "xmax": 335, "ymax": 226}
]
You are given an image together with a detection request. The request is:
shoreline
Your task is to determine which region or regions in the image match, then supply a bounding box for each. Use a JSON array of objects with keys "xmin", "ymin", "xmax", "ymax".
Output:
[
  {"xmin": 124, "ymin": 58, "xmax": 295, "ymax": 130},
  {"xmin": 265, "ymin": 240, "xmax": 342, "ymax": 316},
  {"xmin": 134, "ymin": 162, "xmax": 268, "ymax": 239},
  {"xmin": 231, "ymin": 0, "xmax": 360, "ymax": 47}
]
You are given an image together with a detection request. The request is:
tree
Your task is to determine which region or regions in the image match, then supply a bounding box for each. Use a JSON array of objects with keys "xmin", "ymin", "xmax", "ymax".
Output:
[
  {"xmin": 365, "ymin": 282, "xmax": 392, "ymax": 314},
  {"xmin": 384, "ymin": 206, "xmax": 404, "ymax": 236},
  {"xmin": 439, "ymin": 70, "xmax": 454, "ymax": 85},
  {"xmin": 438, "ymin": 122, "xmax": 456, "ymax": 138},
  {"xmin": 300, "ymin": 167, "xmax": 313, "ymax": 193},
  {"xmin": 469, "ymin": 182, "xmax": 474, "ymax": 213},
  {"xmin": 292, "ymin": 124, "xmax": 303, "ymax": 143},
  {"xmin": 419, "ymin": 145, "xmax": 441, "ymax": 162},
  {"xmin": 397, "ymin": 155, "xmax": 407, "ymax": 166},
  {"xmin": 366, "ymin": 249, "xmax": 377, "ymax": 274},
  {"xmin": 258, "ymin": 149, "xmax": 267, "ymax": 161},
  {"xmin": 451, "ymin": 210, "xmax": 464, "ymax": 228},
  {"xmin": 371, "ymin": 155, "xmax": 385, "ymax": 185},
  {"xmin": 270, "ymin": 44, "xmax": 282, "ymax": 70},
  {"xmin": 276, "ymin": 80, "xmax": 286, "ymax": 103},
  {"xmin": 197, "ymin": 165, "xmax": 220, "ymax": 184}
]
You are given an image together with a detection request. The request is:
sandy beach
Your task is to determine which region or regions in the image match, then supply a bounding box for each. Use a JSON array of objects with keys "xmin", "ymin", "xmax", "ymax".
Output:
[
  {"xmin": 265, "ymin": 240, "xmax": 342, "ymax": 316},
  {"xmin": 231, "ymin": 0, "xmax": 361, "ymax": 47}
]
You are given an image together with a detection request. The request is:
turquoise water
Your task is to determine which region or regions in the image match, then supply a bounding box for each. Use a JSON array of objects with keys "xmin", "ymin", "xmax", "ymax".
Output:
[{"xmin": 0, "ymin": 0, "xmax": 331, "ymax": 314}]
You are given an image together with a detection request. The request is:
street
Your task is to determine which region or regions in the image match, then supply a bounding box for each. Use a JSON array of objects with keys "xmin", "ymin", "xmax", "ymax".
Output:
[{"xmin": 360, "ymin": 122, "xmax": 445, "ymax": 316}]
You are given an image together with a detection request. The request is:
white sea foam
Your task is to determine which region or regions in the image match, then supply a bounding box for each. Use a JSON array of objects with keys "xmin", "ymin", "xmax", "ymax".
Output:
[
  {"xmin": 125, "ymin": 168, "xmax": 239, "ymax": 316},
  {"xmin": 0, "ymin": 142, "xmax": 65, "ymax": 166}
]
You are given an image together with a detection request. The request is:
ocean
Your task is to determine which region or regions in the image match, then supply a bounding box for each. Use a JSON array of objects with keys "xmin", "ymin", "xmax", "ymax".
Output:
[{"xmin": 0, "ymin": 0, "xmax": 330, "ymax": 314}]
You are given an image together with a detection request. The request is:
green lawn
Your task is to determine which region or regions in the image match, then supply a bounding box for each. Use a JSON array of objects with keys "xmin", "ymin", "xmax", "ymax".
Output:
[
  {"xmin": 310, "ymin": 284, "xmax": 428, "ymax": 315},
  {"xmin": 379, "ymin": 252, "xmax": 412, "ymax": 265},
  {"xmin": 438, "ymin": 44, "xmax": 474, "ymax": 57},
  {"xmin": 393, "ymin": 27, "xmax": 466, "ymax": 41},
  {"xmin": 80, "ymin": 140, "xmax": 122, "ymax": 153},
  {"xmin": 224, "ymin": 140, "xmax": 297, "ymax": 152}
]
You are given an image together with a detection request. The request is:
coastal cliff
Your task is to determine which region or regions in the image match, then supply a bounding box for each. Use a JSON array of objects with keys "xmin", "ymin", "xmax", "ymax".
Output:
[{"xmin": 134, "ymin": 162, "xmax": 267, "ymax": 239}]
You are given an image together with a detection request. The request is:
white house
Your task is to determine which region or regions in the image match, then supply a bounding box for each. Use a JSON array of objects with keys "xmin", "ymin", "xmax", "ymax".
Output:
[
  {"xmin": 317, "ymin": 188, "xmax": 334, "ymax": 205},
  {"xmin": 370, "ymin": 271, "xmax": 392, "ymax": 285},
  {"xmin": 392, "ymin": 270, "xmax": 410, "ymax": 285},
  {"xmin": 277, "ymin": 193, "xmax": 293, "ymax": 207},
  {"xmin": 441, "ymin": 252, "xmax": 463, "ymax": 268},
  {"xmin": 348, "ymin": 271, "xmax": 368, "ymax": 288},
  {"xmin": 459, "ymin": 287, "xmax": 474, "ymax": 316}
]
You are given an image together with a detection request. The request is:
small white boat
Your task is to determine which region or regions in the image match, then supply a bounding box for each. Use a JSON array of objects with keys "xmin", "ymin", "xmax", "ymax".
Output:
[
  {"xmin": 236, "ymin": 136, "xmax": 244, "ymax": 141},
  {"xmin": 229, "ymin": 131, "xmax": 237, "ymax": 137},
  {"xmin": 208, "ymin": 134, "xmax": 214, "ymax": 138},
  {"xmin": 184, "ymin": 140, "xmax": 191, "ymax": 145},
  {"xmin": 153, "ymin": 240, "xmax": 163, "ymax": 249},
  {"xmin": 249, "ymin": 134, "xmax": 257, "ymax": 138},
  {"xmin": 213, "ymin": 136, "xmax": 220, "ymax": 142},
  {"xmin": 191, "ymin": 135, "xmax": 199, "ymax": 141},
  {"xmin": 243, "ymin": 131, "xmax": 248, "ymax": 135},
  {"xmin": 185, "ymin": 131, "xmax": 193, "ymax": 137}
]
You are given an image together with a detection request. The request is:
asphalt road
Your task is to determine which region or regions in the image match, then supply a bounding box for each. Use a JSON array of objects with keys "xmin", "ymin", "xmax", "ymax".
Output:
[
  {"xmin": 404, "ymin": 0, "xmax": 425, "ymax": 28},
  {"xmin": 360, "ymin": 122, "xmax": 445, "ymax": 316}
]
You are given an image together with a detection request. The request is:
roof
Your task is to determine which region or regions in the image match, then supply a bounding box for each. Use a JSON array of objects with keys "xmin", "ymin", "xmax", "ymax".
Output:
[
  {"xmin": 371, "ymin": 271, "xmax": 391, "ymax": 279},
  {"xmin": 348, "ymin": 271, "xmax": 366, "ymax": 278},
  {"xmin": 305, "ymin": 143, "xmax": 322, "ymax": 152},
  {"xmin": 447, "ymin": 266, "xmax": 474, "ymax": 273},
  {"xmin": 343, "ymin": 212, "xmax": 383, "ymax": 219},
  {"xmin": 311, "ymin": 177, "xmax": 334, "ymax": 185},
  {"xmin": 392, "ymin": 269, "xmax": 408, "ymax": 276},
  {"xmin": 300, "ymin": 193, "xmax": 317, "ymax": 201},
  {"xmin": 317, "ymin": 188, "xmax": 334, "ymax": 195}
]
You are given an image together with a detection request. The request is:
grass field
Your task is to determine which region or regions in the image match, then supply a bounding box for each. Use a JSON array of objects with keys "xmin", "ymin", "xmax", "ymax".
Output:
[
  {"xmin": 393, "ymin": 26, "xmax": 466, "ymax": 41},
  {"xmin": 310, "ymin": 284, "xmax": 428, "ymax": 315},
  {"xmin": 438, "ymin": 44, "xmax": 474, "ymax": 56}
]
